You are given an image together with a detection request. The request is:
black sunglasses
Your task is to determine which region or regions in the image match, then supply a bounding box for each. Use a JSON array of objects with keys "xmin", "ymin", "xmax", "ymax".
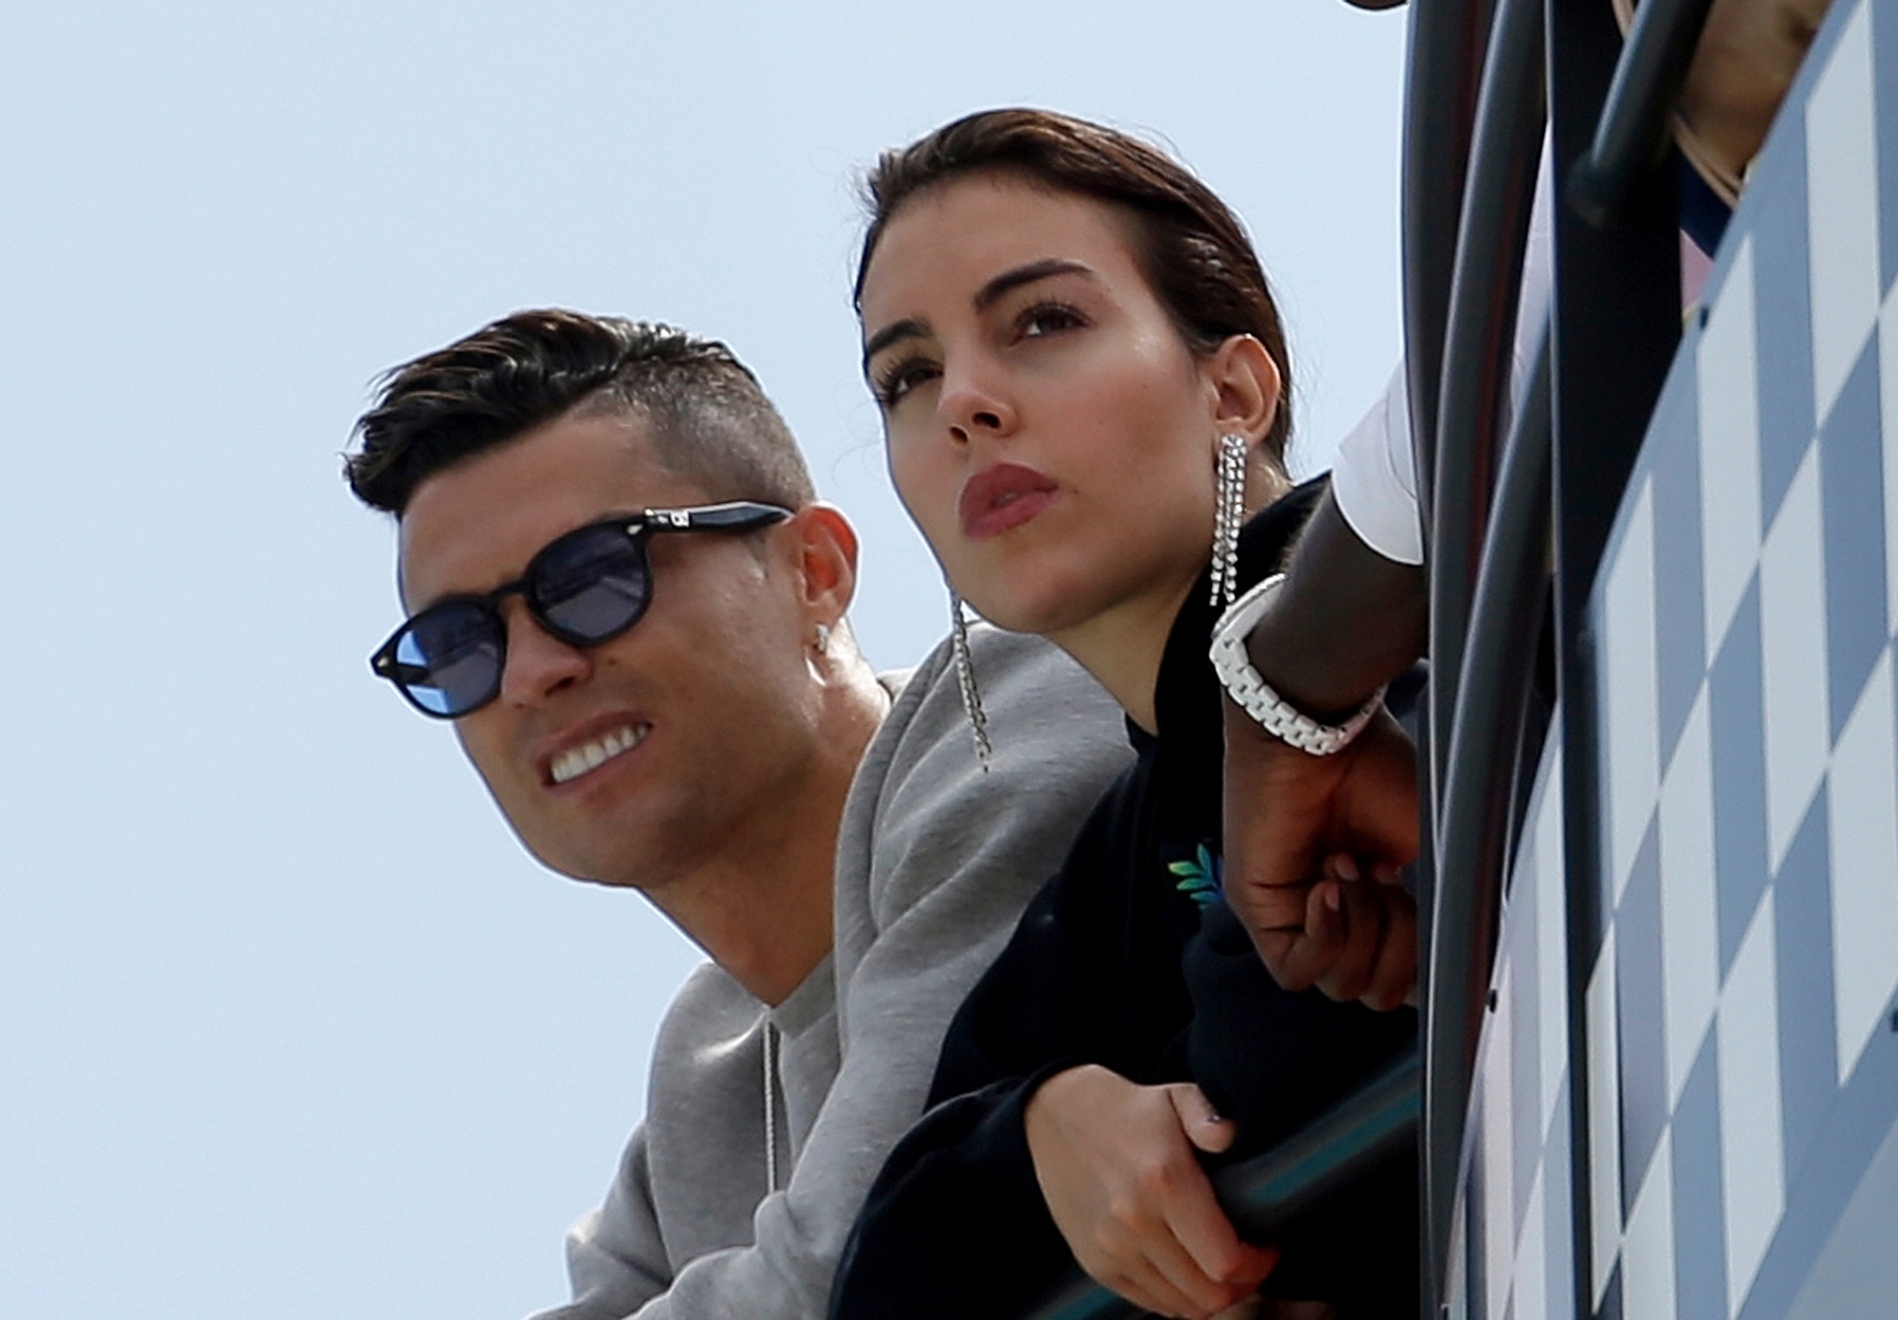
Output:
[{"xmin": 371, "ymin": 500, "xmax": 792, "ymax": 718}]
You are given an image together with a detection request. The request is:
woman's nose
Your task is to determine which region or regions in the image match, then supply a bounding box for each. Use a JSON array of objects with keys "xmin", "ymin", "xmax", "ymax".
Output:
[{"xmin": 937, "ymin": 361, "xmax": 1018, "ymax": 445}]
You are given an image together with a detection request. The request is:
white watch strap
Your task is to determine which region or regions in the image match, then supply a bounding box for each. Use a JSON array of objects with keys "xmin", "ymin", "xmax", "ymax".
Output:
[{"xmin": 1209, "ymin": 574, "xmax": 1384, "ymax": 755}]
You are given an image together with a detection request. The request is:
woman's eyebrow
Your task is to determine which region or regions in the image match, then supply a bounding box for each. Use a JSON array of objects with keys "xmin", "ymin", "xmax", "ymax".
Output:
[
  {"xmin": 862, "ymin": 317, "xmax": 927, "ymax": 370},
  {"xmin": 861, "ymin": 259, "xmax": 1095, "ymax": 370},
  {"xmin": 973, "ymin": 258, "xmax": 1093, "ymax": 311}
]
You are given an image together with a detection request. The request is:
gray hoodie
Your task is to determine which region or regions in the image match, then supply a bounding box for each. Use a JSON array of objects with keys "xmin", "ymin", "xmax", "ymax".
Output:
[{"xmin": 528, "ymin": 625, "xmax": 1131, "ymax": 1320}]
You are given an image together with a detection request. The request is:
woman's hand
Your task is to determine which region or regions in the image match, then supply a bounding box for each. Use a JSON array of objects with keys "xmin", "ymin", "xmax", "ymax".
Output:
[{"xmin": 1024, "ymin": 1064, "xmax": 1278, "ymax": 1318}]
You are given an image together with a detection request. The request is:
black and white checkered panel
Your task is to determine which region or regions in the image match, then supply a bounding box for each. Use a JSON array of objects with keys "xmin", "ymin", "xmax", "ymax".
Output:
[
  {"xmin": 1452, "ymin": 741, "xmax": 1578, "ymax": 1320},
  {"xmin": 1585, "ymin": 1, "xmax": 1898, "ymax": 1316}
]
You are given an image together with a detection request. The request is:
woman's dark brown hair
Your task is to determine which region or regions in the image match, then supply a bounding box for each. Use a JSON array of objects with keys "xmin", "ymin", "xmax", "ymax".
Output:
[{"xmin": 856, "ymin": 108, "xmax": 1293, "ymax": 466}]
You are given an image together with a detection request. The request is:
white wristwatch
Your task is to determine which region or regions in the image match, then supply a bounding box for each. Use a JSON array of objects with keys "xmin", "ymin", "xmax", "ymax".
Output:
[{"xmin": 1209, "ymin": 574, "xmax": 1384, "ymax": 756}]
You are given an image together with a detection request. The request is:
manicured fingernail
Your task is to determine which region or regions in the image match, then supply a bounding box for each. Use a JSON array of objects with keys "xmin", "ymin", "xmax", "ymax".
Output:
[
  {"xmin": 1333, "ymin": 854, "xmax": 1361, "ymax": 882},
  {"xmin": 1325, "ymin": 884, "xmax": 1341, "ymax": 912}
]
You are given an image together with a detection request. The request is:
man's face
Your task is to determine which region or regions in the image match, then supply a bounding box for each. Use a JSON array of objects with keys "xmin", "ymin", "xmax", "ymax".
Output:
[{"xmin": 397, "ymin": 408, "xmax": 822, "ymax": 890}]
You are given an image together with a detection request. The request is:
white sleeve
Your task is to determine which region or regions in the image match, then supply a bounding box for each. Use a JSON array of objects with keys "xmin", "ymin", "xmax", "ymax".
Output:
[
  {"xmin": 620, "ymin": 629, "xmax": 1130, "ymax": 1320},
  {"xmin": 1332, "ymin": 366, "xmax": 1425, "ymax": 565},
  {"xmin": 1331, "ymin": 147, "xmax": 1553, "ymax": 568}
]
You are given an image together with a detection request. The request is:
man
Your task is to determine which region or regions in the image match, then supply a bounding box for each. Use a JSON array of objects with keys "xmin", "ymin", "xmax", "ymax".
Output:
[{"xmin": 345, "ymin": 310, "xmax": 1129, "ymax": 1318}]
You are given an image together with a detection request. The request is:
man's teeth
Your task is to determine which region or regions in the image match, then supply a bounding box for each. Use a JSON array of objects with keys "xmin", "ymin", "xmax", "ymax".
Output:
[{"xmin": 551, "ymin": 724, "xmax": 649, "ymax": 785}]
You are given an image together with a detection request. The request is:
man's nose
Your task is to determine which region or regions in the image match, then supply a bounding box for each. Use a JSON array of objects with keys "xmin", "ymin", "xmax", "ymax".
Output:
[{"xmin": 495, "ymin": 597, "xmax": 592, "ymax": 707}]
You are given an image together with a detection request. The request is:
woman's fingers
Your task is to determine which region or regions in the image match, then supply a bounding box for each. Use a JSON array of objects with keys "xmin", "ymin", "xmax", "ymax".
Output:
[
  {"xmin": 1092, "ymin": 1253, "xmax": 1216, "ymax": 1320},
  {"xmin": 1161, "ymin": 1085, "xmax": 1279, "ymax": 1303},
  {"xmin": 1075, "ymin": 1164, "xmax": 1262, "ymax": 1319},
  {"xmin": 1170, "ymin": 1079, "xmax": 1236, "ymax": 1155},
  {"xmin": 1208, "ymin": 1301, "xmax": 1268, "ymax": 1320},
  {"xmin": 1026, "ymin": 1068, "xmax": 1273, "ymax": 1318},
  {"xmin": 1136, "ymin": 1222, "xmax": 1265, "ymax": 1318}
]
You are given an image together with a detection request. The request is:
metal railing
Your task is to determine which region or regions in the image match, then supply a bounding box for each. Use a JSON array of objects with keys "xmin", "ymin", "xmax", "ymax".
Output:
[
  {"xmin": 1567, "ymin": 0, "xmax": 1724, "ymax": 226},
  {"xmin": 1402, "ymin": 0, "xmax": 1498, "ymax": 527},
  {"xmin": 1418, "ymin": 0, "xmax": 1548, "ymax": 1283}
]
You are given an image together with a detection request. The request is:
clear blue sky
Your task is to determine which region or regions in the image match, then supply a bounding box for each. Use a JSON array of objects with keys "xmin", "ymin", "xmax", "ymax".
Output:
[{"xmin": 0, "ymin": 3, "xmax": 1406, "ymax": 1315}]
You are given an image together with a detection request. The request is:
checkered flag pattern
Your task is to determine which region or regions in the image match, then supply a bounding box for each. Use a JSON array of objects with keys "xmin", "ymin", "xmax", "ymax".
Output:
[
  {"xmin": 1455, "ymin": 2, "xmax": 1898, "ymax": 1317},
  {"xmin": 1454, "ymin": 746, "xmax": 1579, "ymax": 1320}
]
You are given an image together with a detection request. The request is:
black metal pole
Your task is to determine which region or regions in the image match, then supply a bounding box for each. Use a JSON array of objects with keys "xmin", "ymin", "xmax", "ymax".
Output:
[
  {"xmin": 1567, "ymin": 0, "xmax": 1722, "ymax": 227},
  {"xmin": 1545, "ymin": 0, "xmax": 1687, "ymax": 1314},
  {"xmin": 1425, "ymin": 330, "xmax": 1553, "ymax": 1287},
  {"xmin": 1424, "ymin": 0, "xmax": 1546, "ymax": 800},
  {"xmin": 1401, "ymin": 14, "xmax": 1496, "ymax": 1305},
  {"xmin": 1401, "ymin": 0, "xmax": 1497, "ymax": 529},
  {"xmin": 1415, "ymin": 0, "xmax": 1547, "ymax": 1300}
]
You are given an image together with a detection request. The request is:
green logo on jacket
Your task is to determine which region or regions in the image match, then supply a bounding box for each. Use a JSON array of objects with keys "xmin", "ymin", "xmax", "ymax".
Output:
[{"xmin": 1166, "ymin": 842, "xmax": 1223, "ymax": 908}]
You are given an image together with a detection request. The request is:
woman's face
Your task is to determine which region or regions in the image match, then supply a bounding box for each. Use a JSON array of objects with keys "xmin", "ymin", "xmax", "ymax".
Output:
[{"xmin": 858, "ymin": 174, "xmax": 1238, "ymax": 640}]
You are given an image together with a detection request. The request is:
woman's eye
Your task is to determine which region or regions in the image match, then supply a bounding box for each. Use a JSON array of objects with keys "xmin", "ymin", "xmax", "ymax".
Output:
[
  {"xmin": 872, "ymin": 357, "xmax": 939, "ymax": 406},
  {"xmin": 1018, "ymin": 301, "xmax": 1086, "ymax": 339}
]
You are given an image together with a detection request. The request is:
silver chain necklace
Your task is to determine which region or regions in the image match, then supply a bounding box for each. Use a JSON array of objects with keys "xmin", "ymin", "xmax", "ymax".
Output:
[{"xmin": 761, "ymin": 1018, "xmax": 781, "ymax": 1194}]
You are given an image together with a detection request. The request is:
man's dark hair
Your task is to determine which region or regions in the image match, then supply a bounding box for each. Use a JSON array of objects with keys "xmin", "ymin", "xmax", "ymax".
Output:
[
  {"xmin": 857, "ymin": 108, "xmax": 1294, "ymax": 467},
  {"xmin": 346, "ymin": 310, "xmax": 816, "ymax": 516}
]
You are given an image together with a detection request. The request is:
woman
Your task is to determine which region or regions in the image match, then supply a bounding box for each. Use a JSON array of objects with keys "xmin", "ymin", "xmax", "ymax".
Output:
[{"xmin": 829, "ymin": 110, "xmax": 1418, "ymax": 1320}]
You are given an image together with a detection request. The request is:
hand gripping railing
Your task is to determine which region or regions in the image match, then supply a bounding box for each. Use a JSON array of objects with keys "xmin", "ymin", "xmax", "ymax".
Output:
[{"xmin": 1024, "ymin": 1051, "xmax": 1422, "ymax": 1320}]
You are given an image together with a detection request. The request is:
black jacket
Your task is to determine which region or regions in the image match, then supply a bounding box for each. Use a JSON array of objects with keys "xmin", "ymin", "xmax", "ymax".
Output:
[{"xmin": 831, "ymin": 479, "xmax": 1418, "ymax": 1318}]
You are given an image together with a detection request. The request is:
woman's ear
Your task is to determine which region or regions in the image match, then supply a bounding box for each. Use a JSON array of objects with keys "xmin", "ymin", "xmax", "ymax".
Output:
[{"xmin": 1204, "ymin": 334, "xmax": 1283, "ymax": 444}]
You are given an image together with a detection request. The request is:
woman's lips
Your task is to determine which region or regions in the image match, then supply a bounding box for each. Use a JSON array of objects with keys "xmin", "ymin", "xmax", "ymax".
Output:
[{"xmin": 959, "ymin": 463, "xmax": 1058, "ymax": 541}]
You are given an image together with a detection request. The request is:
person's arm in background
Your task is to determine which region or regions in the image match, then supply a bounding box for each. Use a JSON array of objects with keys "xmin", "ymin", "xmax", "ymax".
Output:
[
  {"xmin": 1221, "ymin": 368, "xmax": 1427, "ymax": 1011},
  {"xmin": 1226, "ymin": 158, "xmax": 1553, "ymax": 1008},
  {"xmin": 1222, "ymin": 486, "xmax": 1426, "ymax": 1010}
]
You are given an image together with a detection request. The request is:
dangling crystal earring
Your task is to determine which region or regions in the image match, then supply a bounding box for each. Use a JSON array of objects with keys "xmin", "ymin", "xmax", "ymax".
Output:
[
  {"xmin": 1210, "ymin": 433, "xmax": 1248, "ymax": 611},
  {"xmin": 813, "ymin": 623, "xmax": 831, "ymax": 655},
  {"xmin": 948, "ymin": 587, "xmax": 993, "ymax": 770}
]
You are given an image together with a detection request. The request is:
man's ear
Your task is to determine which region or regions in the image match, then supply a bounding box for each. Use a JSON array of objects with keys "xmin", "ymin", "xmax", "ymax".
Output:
[
  {"xmin": 788, "ymin": 502, "xmax": 860, "ymax": 627},
  {"xmin": 1204, "ymin": 334, "xmax": 1283, "ymax": 444}
]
